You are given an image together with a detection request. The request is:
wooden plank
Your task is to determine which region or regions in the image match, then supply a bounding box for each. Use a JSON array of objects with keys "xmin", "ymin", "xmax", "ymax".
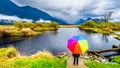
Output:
[{"xmin": 89, "ymin": 48, "xmax": 120, "ymax": 53}]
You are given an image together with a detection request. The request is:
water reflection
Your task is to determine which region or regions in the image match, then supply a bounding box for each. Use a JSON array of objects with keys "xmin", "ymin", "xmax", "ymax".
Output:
[
  {"xmin": 0, "ymin": 37, "xmax": 25, "ymax": 46},
  {"xmin": 50, "ymin": 30, "xmax": 58, "ymax": 35},
  {"xmin": 102, "ymin": 35, "xmax": 109, "ymax": 42}
]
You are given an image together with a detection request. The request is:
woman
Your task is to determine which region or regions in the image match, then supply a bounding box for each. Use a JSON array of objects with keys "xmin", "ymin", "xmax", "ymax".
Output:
[
  {"xmin": 72, "ymin": 54, "xmax": 80, "ymax": 65},
  {"xmin": 67, "ymin": 36, "xmax": 88, "ymax": 66}
]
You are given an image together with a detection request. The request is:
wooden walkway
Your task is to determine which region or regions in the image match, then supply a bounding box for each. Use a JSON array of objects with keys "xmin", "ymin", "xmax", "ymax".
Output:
[{"xmin": 66, "ymin": 56, "xmax": 88, "ymax": 68}]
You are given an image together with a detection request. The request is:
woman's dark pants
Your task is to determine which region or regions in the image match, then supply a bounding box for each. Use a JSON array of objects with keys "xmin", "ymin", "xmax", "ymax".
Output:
[{"xmin": 73, "ymin": 54, "xmax": 80, "ymax": 66}]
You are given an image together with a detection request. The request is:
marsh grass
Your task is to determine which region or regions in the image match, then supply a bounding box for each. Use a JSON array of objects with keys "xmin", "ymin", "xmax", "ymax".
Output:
[
  {"xmin": 113, "ymin": 34, "xmax": 120, "ymax": 40},
  {"xmin": 0, "ymin": 47, "xmax": 16, "ymax": 58},
  {"xmin": 80, "ymin": 21, "xmax": 120, "ymax": 35},
  {"xmin": 0, "ymin": 47, "xmax": 67, "ymax": 68},
  {"xmin": 0, "ymin": 21, "xmax": 58, "ymax": 37},
  {"xmin": 85, "ymin": 59, "xmax": 120, "ymax": 68}
]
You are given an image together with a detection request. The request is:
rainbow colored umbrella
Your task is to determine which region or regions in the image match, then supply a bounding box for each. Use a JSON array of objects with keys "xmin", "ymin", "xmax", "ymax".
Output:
[{"xmin": 67, "ymin": 36, "xmax": 88, "ymax": 54}]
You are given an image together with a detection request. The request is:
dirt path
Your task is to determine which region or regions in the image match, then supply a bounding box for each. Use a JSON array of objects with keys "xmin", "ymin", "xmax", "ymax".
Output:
[
  {"xmin": 59, "ymin": 25, "xmax": 80, "ymax": 28},
  {"xmin": 66, "ymin": 56, "xmax": 88, "ymax": 68}
]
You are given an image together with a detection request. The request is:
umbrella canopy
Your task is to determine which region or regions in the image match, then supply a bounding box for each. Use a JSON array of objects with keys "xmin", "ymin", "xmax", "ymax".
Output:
[{"xmin": 67, "ymin": 36, "xmax": 88, "ymax": 54}]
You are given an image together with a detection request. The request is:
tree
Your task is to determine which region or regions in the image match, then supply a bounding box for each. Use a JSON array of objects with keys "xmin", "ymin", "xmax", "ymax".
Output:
[{"xmin": 104, "ymin": 11, "xmax": 113, "ymax": 22}]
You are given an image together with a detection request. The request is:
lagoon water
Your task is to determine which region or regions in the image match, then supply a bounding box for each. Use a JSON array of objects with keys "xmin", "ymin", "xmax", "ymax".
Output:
[{"xmin": 0, "ymin": 28, "xmax": 120, "ymax": 56}]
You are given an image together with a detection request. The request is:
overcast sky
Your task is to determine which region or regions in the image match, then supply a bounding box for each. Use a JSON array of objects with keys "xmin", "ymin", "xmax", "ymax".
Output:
[{"xmin": 11, "ymin": 0, "xmax": 120, "ymax": 23}]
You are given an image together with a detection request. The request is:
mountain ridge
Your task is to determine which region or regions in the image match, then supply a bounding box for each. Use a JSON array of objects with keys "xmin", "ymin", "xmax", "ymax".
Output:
[{"xmin": 0, "ymin": 0, "xmax": 68, "ymax": 24}]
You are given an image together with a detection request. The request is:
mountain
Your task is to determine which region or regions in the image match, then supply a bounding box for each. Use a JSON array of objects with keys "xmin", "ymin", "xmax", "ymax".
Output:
[
  {"xmin": 0, "ymin": 0, "xmax": 67, "ymax": 24},
  {"xmin": 76, "ymin": 19, "xmax": 87, "ymax": 24},
  {"xmin": 76, "ymin": 18, "xmax": 105, "ymax": 24}
]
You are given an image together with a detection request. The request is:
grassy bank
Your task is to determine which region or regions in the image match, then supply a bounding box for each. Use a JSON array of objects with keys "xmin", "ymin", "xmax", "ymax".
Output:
[
  {"xmin": 1, "ymin": 47, "xmax": 120, "ymax": 68},
  {"xmin": 79, "ymin": 21, "xmax": 120, "ymax": 35},
  {"xmin": 0, "ymin": 21, "xmax": 59, "ymax": 37},
  {"xmin": 113, "ymin": 34, "xmax": 120, "ymax": 40},
  {"xmin": 0, "ymin": 47, "xmax": 67, "ymax": 68},
  {"xmin": 85, "ymin": 58, "xmax": 120, "ymax": 68},
  {"xmin": 111, "ymin": 55, "xmax": 120, "ymax": 64}
]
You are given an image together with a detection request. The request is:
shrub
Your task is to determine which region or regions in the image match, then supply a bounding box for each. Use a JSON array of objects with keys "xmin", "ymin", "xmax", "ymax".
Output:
[
  {"xmin": 41, "ymin": 23, "xmax": 50, "ymax": 27},
  {"xmin": 34, "ymin": 22, "xmax": 42, "ymax": 27},
  {"xmin": 14, "ymin": 21, "xmax": 24, "ymax": 29},
  {"xmin": 49, "ymin": 21, "xmax": 59, "ymax": 29},
  {"xmin": 21, "ymin": 28, "xmax": 36, "ymax": 36},
  {"xmin": 0, "ymin": 47, "xmax": 17, "ymax": 58},
  {"xmin": 24, "ymin": 22, "xmax": 34, "ymax": 29}
]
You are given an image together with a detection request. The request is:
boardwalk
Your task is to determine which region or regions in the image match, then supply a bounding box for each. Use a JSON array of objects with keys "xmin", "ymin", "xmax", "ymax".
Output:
[{"xmin": 66, "ymin": 56, "xmax": 88, "ymax": 68}]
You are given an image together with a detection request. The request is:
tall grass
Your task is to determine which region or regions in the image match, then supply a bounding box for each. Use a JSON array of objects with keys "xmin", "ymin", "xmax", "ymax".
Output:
[
  {"xmin": 113, "ymin": 34, "xmax": 120, "ymax": 40},
  {"xmin": 111, "ymin": 55, "xmax": 120, "ymax": 64},
  {"xmin": 85, "ymin": 59, "xmax": 120, "ymax": 68},
  {"xmin": 0, "ymin": 47, "xmax": 67, "ymax": 68},
  {"xmin": 0, "ymin": 47, "xmax": 16, "ymax": 58},
  {"xmin": 14, "ymin": 21, "xmax": 59, "ymax": 30},
  {"xmin": 79, "ymin": 21, "xmax": 120, "ymax": 34},
  {"xmin": 0, "ymin": 21, "xmax": 59, "ymax": 37},
  {"xmin": 10, "ymin": 57, "xmax": 66, "ymax": 68}
]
